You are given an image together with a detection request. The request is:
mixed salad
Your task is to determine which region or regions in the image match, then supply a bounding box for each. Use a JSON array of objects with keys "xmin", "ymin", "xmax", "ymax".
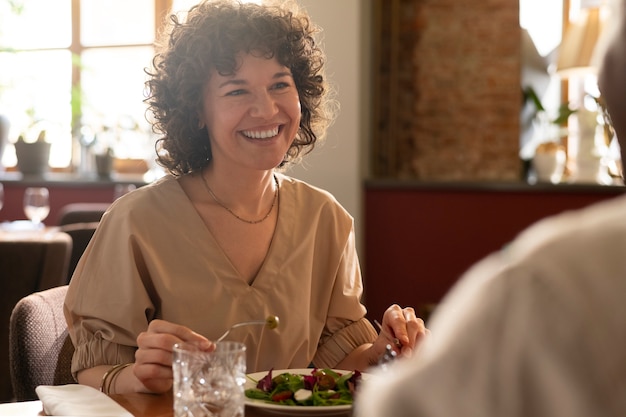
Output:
[{"xmin": 245, "ymin": 368, "xmax": 363, "ymax": 407}]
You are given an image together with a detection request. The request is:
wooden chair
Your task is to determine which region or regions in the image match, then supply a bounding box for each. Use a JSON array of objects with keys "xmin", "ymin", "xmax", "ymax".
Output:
[
  {"xmin": 57, "ymin": 203, "xmax": 109, "ymax": 226},
  {"xmin": 57, "ymin": 202, "xmax": 108, "ymax": 282},
  {"xmin": 0, "ymin": 230, "xmax": 72, "ymax": 402},
  {"xmin": 9, "ymin": 285, "xmax": 75, "ymax": 402},
  {"xmin": 58, "ymin": 222, "xmax": 100, "ymax": 282}
]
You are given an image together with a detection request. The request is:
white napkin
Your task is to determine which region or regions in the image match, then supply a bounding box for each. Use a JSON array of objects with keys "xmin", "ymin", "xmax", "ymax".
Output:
[{"xmin": 36, "ymin": 384, "xmax": 133, "ymax": 417}]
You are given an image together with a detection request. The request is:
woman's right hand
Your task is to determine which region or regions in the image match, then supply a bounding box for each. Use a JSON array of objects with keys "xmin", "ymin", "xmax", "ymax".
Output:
[{"xmin": 134, "ymin": 319, "xmax": 214, "ymax": 393}]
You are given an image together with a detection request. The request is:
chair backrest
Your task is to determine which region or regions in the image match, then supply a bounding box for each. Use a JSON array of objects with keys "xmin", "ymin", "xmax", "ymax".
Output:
[
  {"xmin": 0, "ymin": 230, "xmax": 72, "ymax": 402},
  {"xmin": 9, "ymin": 285, "xmax": 76, "ymax": 402},
  {"xmin": 58, "ymin": 222, "xmax": 100, "ymax": 282},
  {"xmin": 57, "ymin": 203, "xmax": 109, "ymax": 226},
  {"xmin": 56, "ymin": 203, "xmax": 108, "ymax": 283}
]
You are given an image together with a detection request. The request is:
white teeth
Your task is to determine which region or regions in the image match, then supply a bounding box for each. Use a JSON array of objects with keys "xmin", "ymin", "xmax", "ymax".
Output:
[{"xmin": 242, "ymin": 127, "xmax": 279, "ymax": 139}]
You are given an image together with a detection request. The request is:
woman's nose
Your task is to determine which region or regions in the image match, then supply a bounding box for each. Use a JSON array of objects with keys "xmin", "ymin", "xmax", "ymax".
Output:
[{"xmin": 249, "ymin": 91, "xmax": 278, "ymax": 118}]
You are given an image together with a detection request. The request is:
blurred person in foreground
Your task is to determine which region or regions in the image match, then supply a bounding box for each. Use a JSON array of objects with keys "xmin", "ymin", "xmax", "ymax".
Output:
[
  {"xmin": 354, "ymin": 2, "xmax": 626, "ymax": 416},
  {"xmin": 64, "ymin": 0, "xmax": 427, "ymax": 395}
]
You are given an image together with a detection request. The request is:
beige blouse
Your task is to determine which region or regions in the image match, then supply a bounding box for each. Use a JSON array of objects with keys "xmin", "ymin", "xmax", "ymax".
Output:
[{"xmin": 64, "ymin": 173, "xmax": 377, "ymax": 378}]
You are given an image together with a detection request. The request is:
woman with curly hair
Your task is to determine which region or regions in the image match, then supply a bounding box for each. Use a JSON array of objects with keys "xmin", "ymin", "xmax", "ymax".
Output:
[{"xmin": 64, "ymin": 0, "xmax": 427, "ymax": 395}]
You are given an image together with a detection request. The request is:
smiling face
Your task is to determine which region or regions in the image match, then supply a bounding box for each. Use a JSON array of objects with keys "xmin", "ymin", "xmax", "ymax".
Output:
[{"xmin": 200, "ymin": 53, "xmax": 302, "ymax": 173}]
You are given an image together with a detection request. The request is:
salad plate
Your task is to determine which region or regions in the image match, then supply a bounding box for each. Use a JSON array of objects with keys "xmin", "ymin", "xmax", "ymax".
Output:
[{"xmin": 244, "ymin": 368, "xmax": 363, "ymax": 416}]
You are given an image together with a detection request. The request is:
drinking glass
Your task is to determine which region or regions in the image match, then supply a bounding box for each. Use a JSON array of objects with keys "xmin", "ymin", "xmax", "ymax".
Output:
[
  {"xmin": 173, "ymin": 341, "xmax": 247, "ymax": 417},
  {"xmin": 23, "ymin": 187, "xmax": 50, "ymax": 226}
]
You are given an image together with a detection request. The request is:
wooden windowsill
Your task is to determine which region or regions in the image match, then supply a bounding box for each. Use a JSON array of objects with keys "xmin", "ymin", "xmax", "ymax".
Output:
[{"xmin": 0, "ymin": 171, "xmax": 149, "ymax": 188}]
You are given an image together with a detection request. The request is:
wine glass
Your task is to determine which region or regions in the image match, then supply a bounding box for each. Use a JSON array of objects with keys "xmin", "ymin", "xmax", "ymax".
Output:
[{"xmin": 23, "ymin": 187, "xmax": 50, "ymax": 227}]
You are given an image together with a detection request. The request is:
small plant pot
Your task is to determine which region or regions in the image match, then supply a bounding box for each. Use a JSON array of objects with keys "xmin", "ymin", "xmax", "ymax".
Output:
[
  {"xmin": 15, "ymin": 141, "xmax": 51, "ymax": 175},
  {"xmin": 532, "ymin": 146, "xmax": 566, "ymax": 184},
  {"xmin": 95, "ymin": 153, "xmax": 114, "ymax": 178}
]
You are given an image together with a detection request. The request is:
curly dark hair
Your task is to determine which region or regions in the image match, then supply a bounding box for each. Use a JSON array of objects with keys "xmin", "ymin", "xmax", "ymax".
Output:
[{"xmin": 145, "ymin": 0, "xmax": 335, "ymax": 176}]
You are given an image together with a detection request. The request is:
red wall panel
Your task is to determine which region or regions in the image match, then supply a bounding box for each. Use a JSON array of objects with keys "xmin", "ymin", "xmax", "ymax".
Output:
[{"xmin": 363, "ymin": 182, "xmax": 625, "ymax": 322}]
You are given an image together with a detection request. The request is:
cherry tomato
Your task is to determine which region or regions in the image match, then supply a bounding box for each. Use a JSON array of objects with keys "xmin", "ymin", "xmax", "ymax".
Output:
[{"xmin": 271, "ymin": 390, "xmax": 293, "ymax": 402}]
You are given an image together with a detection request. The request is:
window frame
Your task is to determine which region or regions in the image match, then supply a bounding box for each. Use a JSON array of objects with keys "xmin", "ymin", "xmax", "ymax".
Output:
[{"xmin": 0, "ymin": 0, "xmax": 175, "ymax": 170}]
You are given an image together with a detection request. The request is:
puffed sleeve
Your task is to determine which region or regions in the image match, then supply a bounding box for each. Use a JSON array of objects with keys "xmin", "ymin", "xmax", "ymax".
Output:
[
  {"xmin": 64, "ymin": 194, "xmax": 157, "ymax": 379},
  {"xmin": 313, "ymin": 227, "xmax": 378, "ymax": 368}
]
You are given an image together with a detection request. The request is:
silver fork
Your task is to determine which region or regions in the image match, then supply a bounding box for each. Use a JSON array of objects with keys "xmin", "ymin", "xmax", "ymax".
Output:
[
  {"xmin": 374, "ymin": 320, "xmax": 399, "ymax": 369},
  {"xmin": 374, "ymin": 319, "xmax": 401, "ymax": 349},
  {"xmin": 216, "ymin": 315, "xmax": 279, "ymax": 342}
]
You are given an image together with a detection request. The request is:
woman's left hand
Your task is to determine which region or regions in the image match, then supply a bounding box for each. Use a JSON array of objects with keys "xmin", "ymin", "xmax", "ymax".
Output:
[{"xmin": 374, "ymin": 304, "xmax": 429, "ymax": 359}]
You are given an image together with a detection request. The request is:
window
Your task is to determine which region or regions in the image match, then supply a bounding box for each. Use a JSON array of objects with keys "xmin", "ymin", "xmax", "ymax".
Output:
[
  {"xmin": 0, "ymin": 0, "xmax": 265, "ymax": 171},
  {"xmin": 0, "ymin": 0, "xmax": 170, "ymax": 169},
  {"xmin": 0, "ymin": 0, "xmax": 279, "ymax": 172},
  {"xmin": 520, "ymin": 0, "xmax": 563, "ymax": 57},
  {"xmin": 520, "ymin": 0, "xmax": 620, "ymax": 184}
]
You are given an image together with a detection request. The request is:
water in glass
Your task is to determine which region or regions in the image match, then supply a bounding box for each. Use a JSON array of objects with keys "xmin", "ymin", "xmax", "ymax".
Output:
[{"xmin": 173, "ymin": 341, "xmax": 246, "ymax": 417}]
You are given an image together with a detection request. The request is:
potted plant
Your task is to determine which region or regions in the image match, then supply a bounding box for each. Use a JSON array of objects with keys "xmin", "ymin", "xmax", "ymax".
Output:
[
  {"xmin": 14, "ymin": 129, "xmax": 51, "ymax": 175},
  {"xmin": 522, "ymin": 86, "xmax": 577, "ymax": 183}
]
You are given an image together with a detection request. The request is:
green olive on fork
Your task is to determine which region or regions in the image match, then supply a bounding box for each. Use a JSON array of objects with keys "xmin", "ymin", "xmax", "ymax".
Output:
[
  {"xmin": 265, "ymin": 315, "xmax": 279, "ymax": 330},
  {"xmin": 216, "ymin": 315, "xmax": 280, "ymax": 342}
]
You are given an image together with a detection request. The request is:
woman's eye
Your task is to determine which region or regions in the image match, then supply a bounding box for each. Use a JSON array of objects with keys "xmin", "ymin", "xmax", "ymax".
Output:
[
  {"xmin": 272, "ymin": 82, "xmax": 290, "ymax": 90},
  {"xmin": 225, "ymin": 89, "xmax": 246, "ymax": 96}
]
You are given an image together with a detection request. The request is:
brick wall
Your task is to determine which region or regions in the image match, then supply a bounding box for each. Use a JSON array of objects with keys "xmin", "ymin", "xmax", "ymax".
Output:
[{"xmin": 373, "ymin": 0, "xmax": 522, "ymax": 181}]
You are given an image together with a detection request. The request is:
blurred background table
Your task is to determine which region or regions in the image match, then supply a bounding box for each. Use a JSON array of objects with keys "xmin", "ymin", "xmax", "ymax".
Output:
[{"xmin": 0, "ymin": 226, "xmax": 72, "ymax": 402}]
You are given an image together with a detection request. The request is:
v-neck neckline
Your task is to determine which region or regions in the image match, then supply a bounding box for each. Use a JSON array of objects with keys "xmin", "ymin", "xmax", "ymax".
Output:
[{"xmin": 178, "ymin": 173, "xmax": 287, "ymax": 287}]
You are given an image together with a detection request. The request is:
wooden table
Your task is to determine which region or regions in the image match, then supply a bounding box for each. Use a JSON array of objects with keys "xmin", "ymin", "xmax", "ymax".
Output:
[
  {"xmin": 111, "ymin": 391, "xmax": 298, "ymax": 417},
  {"xmin": 110, "ymin": 391, "xmax": 174, "ymax": 417},
  {"xmin": 0, "ymin": 389, "xmax": 350, "ymax": 416},
  {"xmin": 0, "ymin": 392, "xmax": 273, "ymax": 416},
  {"xmin": 112, "ymin": 391, "xmax": 267, "ymax": 417}
]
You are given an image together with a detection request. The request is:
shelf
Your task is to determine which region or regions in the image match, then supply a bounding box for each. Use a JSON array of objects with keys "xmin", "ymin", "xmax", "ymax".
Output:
[{"xmin": 0, "ymin": 171, "xmax": 149, "ymax": 188}]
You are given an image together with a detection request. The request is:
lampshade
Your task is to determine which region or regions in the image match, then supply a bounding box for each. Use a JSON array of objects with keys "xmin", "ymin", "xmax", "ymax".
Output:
[{"xmin": 556, "ymin": 8, "xmax": 602, "ymax": 77}]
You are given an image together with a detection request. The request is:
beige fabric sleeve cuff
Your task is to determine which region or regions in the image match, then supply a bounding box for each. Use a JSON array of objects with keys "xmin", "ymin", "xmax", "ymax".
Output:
[
  {"xmin": 70, "ymin": 337, "xmax": 137, "ymax": 380},
  {"xmin": 313, "ymin": 317, "xmax": 377, "ymax": 368}
]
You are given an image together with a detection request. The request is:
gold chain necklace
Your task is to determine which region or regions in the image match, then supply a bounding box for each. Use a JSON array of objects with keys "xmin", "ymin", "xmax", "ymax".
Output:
[{"xmin": 200, "ymin": 173, "xmax": 278, "ymax": 224}]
